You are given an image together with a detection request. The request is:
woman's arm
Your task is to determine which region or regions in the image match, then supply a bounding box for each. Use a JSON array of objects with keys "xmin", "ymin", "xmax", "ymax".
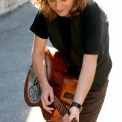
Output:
[
  {"xmin": 73, "ymin": 54, "xmax": 98, "ymax": 105},
  {"xmin": 32, "ymin": 35, "xmax": 48, "ymax": 86},
  {"xmin": 32, "ymin": 35, "xmax": 54, "ymax": 113},
  {"xmin": 63, "ymin": 54, "xmax": 98, "ymax": 122}
]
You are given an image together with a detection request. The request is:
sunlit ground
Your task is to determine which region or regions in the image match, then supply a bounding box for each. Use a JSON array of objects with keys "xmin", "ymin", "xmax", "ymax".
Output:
[
  {"xmin": 26, "ymin": 107, "xmax": 45, "ymax": 122},
  {"xmin": 26, "ymin": 0, "xmax": 122, "ymax": 121}
]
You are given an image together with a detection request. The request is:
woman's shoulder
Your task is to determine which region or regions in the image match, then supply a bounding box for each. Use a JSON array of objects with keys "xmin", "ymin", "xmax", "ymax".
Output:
[
  {"xmin": 83, "ymin": 0, "xmax": 107, "ymax": 22},
  {"xmin": 83, "ymin": 0, "xmax": 103, "ymax": 13},
  {"xmin": 36, "ymin": 11, "xmax": 45, "ymax": 19}
]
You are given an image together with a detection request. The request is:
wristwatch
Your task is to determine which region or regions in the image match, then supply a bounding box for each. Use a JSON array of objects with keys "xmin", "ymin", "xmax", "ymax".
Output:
[{"xmin": 70, "ymin": 102, "xmax": 83, "ymax": 113}]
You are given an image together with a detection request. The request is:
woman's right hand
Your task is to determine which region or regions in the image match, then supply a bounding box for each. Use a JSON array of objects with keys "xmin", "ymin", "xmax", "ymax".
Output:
[{"xmin": 40, "ymin": 83, "xmax": 54, "ymax": 114}]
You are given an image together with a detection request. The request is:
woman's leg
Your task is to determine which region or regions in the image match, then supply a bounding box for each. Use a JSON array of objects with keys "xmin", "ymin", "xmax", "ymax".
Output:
[{"xmin": 79, "ymin": 82, "xmax": 108, "ymax": 122}]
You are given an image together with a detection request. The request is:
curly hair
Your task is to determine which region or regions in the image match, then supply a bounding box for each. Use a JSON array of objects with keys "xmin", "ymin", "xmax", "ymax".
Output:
[{"xmin": 31, "ymin": 0, "xmax": 89, "ymax": 21}]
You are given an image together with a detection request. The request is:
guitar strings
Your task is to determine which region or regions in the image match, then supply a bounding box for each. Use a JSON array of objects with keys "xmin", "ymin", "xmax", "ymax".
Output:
[
  {"xmin": 53, "ymin": 95, "xmax": 77, "ymax": 122},
  {"xmin": 54, "ymin": 95, "xmax": 69, "ymax": 116}
]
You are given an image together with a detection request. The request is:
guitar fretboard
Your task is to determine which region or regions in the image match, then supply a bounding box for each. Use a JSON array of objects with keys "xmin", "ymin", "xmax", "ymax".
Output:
[{"xmin": 53, "ymin": 95, "xmax": 77, "ymax": 122}]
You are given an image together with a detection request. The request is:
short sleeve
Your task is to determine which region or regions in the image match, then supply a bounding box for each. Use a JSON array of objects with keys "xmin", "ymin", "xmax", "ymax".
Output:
[
  {"xmin": 82, "ymin": 2, "xmax": 109, "ymax": 55},
  {"xmin": 30, "ymin": 11, "xmax": 48, "ymax": 39}
]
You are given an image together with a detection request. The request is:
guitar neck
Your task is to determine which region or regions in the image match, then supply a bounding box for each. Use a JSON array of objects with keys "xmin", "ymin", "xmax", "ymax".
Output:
[{"xmin": 53, "ymin": 95, "xmax": 77, "ymax": 122}]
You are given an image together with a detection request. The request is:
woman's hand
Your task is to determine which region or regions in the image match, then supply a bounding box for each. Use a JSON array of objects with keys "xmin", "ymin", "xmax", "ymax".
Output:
[
  {"xmin": 41, "ymin": 83, "xmax": 54, "ymax": 114},
  {"xmin": 62, "ymin": 106, "xmax": 80, "ymax": 122}
]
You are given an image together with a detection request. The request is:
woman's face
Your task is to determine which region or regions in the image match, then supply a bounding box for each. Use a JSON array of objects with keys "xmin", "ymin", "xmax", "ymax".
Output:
[{"xmin": 47, "ymin": 0, "xmax": 75, "ymax": 17}]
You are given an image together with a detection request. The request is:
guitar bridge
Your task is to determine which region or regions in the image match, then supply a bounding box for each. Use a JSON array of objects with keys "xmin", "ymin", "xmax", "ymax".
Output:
[{"xmin": 63, "ymin": 92, "xmax": 74, "ymax": 99}]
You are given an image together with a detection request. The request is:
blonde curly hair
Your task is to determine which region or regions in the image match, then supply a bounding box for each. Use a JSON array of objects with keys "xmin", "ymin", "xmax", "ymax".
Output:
[{"xmin": 31, "ymin": 0, "xmax": 89, "ymax": 21}]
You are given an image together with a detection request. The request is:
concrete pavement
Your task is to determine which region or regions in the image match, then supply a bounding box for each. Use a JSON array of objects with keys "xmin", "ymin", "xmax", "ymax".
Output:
[
  {"xmin": 0, "ymin": 1, "xmax": 122, "ymax": 122},
  {"xmin": 0, "ymin": 2, "xmax": 46, "ymax": 122},
  {"xmin": 0, "ymin": 0, "xmax": 29, "ymax": 15}
]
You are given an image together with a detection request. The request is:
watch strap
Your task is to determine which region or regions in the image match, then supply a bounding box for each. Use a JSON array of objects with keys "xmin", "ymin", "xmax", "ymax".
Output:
[{"xmin": 70, "ymin": 102, "xmax": 83, "ymax": 112}]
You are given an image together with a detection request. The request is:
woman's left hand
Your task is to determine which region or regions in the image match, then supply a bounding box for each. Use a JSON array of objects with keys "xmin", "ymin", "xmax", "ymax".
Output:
[{"xmin": 62, "ymin": 106, "xmax": 80, "ymax": 122}]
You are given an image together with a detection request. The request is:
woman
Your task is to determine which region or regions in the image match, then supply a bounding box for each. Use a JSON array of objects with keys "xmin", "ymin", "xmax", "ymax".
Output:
[{"xmin": 30, "ymin": 0, "xmax": 112, "ymax": 121}]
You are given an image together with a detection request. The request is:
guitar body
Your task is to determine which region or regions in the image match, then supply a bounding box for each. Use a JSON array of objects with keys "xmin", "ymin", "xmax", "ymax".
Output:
[{"xmin": 24, "ymin": 47, "xmax": 78, "ymax": 121}]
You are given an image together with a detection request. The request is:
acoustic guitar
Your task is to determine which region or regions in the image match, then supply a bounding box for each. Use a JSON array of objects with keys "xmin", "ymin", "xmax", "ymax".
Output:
[{"xmin": 24, "ymin": 47, "xmax": 78, "ymax": 122}]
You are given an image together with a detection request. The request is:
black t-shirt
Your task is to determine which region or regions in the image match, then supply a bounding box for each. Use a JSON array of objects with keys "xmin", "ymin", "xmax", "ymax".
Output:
[
  {"xmin": 30, "ymin": 1, "xmax": 112, "ymax": 90},
  {"xmin": 30, "ymin": 1, "xmax": 108, "ymax": 55}
]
